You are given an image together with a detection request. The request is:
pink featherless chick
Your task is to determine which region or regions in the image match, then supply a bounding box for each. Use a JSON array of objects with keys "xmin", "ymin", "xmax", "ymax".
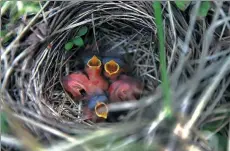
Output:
[
  {"xmin": 62, "ymin": 71, "xmax": 108, "ymax": 122},
  {"xmin": 62, "ymin": 72, "xmax": 90, "ymax": 100},
  {"xmin": 84, "ymin": 55, "xmax": 109, "ymax": 92},
  {"xmin": 108, "ymin": 75, "xmax": 144, "ymax": 102}
]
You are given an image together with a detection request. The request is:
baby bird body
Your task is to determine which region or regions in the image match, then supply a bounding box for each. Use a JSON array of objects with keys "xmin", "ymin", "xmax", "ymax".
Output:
[
  {"xmin": 63, "ymin": 53, "xmax": 144, "ymax": 123},
  {"xmin": 84, "ymin": 55, "xmax": 109, "ymax": 92},
  {"xmin": 108, "ymin": 75, "xmax": 144, "ymax": 102}
]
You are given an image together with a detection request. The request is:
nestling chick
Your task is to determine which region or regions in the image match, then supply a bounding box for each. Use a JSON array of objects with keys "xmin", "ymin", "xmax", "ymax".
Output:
[
  {"xmin": 103, "ymin": 57, "xmax": 127, "ymax": 80},
  {"xmin": 84, "ymin": 55, "xmax": 109, "ymax": 91},
  {"xmin": 108, "ymin": 75, "xmax": 144, "ymax": 102},
  {"xmin": 62, "ymin": 71, "xmax": 105, "ymax": 100},
  {"xmin": 62, "ymin": 72, "xmax": 90, "ymax": 100},
  {"xmin": 82, "ymin": 94, "xmax": 109, "ymax": 122},
  {"xmin": 88, "ymin": 94, "xmax": 108, "ymax": 110}
]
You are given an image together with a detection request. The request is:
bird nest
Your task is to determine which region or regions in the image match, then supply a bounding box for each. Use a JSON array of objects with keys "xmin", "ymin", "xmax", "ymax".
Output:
[{"xmin": 1, "ymin": 1, "xmax": 230, "ymax": 151}]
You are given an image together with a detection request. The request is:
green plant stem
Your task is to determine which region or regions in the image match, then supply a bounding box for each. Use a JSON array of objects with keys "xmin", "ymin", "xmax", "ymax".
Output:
[{"xmin": 153, "ymin": 2, "xmax": 172, "ymax": 117}]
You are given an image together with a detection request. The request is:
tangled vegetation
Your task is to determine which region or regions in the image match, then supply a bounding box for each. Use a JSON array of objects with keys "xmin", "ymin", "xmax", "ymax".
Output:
[{"xmin": 1, "ymin": 1, "xmax": 230, "ymax": 151}]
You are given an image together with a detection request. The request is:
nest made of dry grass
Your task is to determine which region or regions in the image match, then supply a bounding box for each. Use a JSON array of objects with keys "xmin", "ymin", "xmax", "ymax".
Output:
[{"xmin": 1, "ymin": 1, "xmax": 230, "ymax": 151}]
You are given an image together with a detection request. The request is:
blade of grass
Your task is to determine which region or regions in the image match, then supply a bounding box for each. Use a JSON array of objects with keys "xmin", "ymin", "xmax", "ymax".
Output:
[{"xmin": 153, "ymin": 2, "xmax": 172, "ymax": 117}]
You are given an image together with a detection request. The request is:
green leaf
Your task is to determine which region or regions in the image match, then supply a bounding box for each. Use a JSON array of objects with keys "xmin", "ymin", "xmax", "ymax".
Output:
[
  {"xmin": 77, "ymin": 26, "xmax": 88, "ymax": 37},
  {"xmin": 16, "ymin": 1, "xmax": 24, "ymax": 13},
  {"xmin": 73, "ymin": 37, "xmax": 84, "ymax": 47},
  {"xmin": 0, "ymin": 1, "xmax": 6, "ymax": 6},
  {"xmin": 64, "ymin": 42, "xmax": 74, "ymax": 51},
  {"xmin": 23, "ymin": 2, "xmax": 40, "ymax": 14},
  {"xmin": 0, "ymin": 30, "xmax": 7, "ymax": 37},
  {"xmin": 217, "ymin": 133, "xmax": 227, "ymax": 151},
  {"xmin": 202, "ymin": 119, "xmax": 225, "ymax": 132},
  {"xmin": 24, "ymin": 5, "xmax": 40, "ymax": 13},
  {"xmin": 175, "ymin": 1, "xmax": 191, "ymax": 11},
  {"xmin": 198, "ymin": 1, "xmax": 211, "ymax": 17},
  {"xmin": 9, "ymin": 3, "xmax": 18, "ymax": 18},
  {"xmin": 202, "ymin": 131, "xmax": 227, "ymax": 151},
  {"xmin": 1, "ymin": 112, "xmax": 9, "ymax": 133}
]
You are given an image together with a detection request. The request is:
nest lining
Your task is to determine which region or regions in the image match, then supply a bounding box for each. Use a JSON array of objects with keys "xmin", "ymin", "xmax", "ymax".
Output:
[
  {"xmin": 1, "ymin": 1, "xmax": 230, "ymax": 150},
  {"xmin": 1, "ymin": 2, "xmax": 163, "ymax": 130}
]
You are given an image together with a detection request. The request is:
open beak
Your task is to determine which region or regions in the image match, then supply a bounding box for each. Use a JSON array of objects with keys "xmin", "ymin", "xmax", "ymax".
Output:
[
  {"xmin": 104, "ymin": 60, "xmax": 120, "ymax": 76},
  {"xmin": 87, "ymin": 55, "xmax": 102, "ymax": 69},
  {"xmin": 95, "ymin": 102, "xmax": 108, "ymax": 119}
]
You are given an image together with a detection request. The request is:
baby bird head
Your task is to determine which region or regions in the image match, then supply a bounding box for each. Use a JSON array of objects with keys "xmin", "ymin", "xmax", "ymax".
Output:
[
  {"xmin": 86, "ymin": 55, "xmax": 102, "ymax": 69},
  {"xmin": 62, "ymin": 72, "xmax": 89, "ymax": 99},
  {"xmin": 84, "ymin": 55, "xmax": 103, "ymax": 77},
  {"xmin": 104, "ymin": 60, "xmax": 120, "ymax": 75},
  {"xmin": 109, "ymin": 75, "xmax": 144, "ymax": 102},
  {"xmin": 88, "ymin": 94, "xmax": 109, "ymax": 119}
]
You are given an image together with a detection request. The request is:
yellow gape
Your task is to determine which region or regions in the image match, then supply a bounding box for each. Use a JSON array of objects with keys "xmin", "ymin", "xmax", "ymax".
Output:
[
  {"xmin": 87, "ymin": 55, "xmax": 101, "ymax": 69},
  {"xmin": 104, "ymin": 60, "xmax": 120, "ymax": 76},
  {"xmin": 95, "ymin": 102, "xmax": 108, "ymax": 119}
]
